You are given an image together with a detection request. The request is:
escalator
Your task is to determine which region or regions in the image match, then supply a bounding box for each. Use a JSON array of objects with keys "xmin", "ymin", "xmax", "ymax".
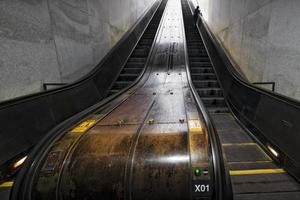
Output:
[
  {"xmin": 0, "ymin": 0, "xmax": 168, "ymax": 198},
  {"xmin": 184, "ymin": 28, "xmax": 228, "ymax": 114},
  {"xmin": 9, "ymin": 0, "xmax": 231, "ymax": 200},
  {"xmin": 4, "ymin": 0, "xmax": 300, "ymax": 199},
  {"xmin": 108, "ymin": 5, "xmax": 164, "ymax": 96},
  {"xmin": 181, "ymin": 0, "xmax": 300, "ymax": 199}
]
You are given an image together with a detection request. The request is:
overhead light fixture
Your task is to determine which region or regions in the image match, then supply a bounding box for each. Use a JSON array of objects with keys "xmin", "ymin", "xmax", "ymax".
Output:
[
  {"xmin": 13, "ymin": 156, "xmax": 27, "ymax": 169},
  {"xmin": 267, "ymin": 144, "xmax": 279, "ymax": 157}
]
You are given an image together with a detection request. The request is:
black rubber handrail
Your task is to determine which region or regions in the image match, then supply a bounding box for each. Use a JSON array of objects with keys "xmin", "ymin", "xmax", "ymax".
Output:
[
  {"xmin": 0, "ymin": 0, "xmax": 162, "ymax": 167},
  {"xmin": 191, "ymin": 1, "xmax": 300, "ymax": 182},
  {"xmin": 10, "ymin": 1, "xmax": 169, "ymax": 199},
  {"xmin": 181, "ymin": 1, "xmax": 233, "ymax": 199}
]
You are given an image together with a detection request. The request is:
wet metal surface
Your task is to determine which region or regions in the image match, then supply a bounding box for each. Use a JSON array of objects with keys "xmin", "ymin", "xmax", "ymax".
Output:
[{"xmin": 31, "ymin": 0, "xmax": 212, "ymax": 199}]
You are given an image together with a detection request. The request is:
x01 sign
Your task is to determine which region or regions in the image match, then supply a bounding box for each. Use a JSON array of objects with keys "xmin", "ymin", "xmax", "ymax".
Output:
[{"xmin": 192, "ymin": 180, "xmax": 212, "ymax": 197}]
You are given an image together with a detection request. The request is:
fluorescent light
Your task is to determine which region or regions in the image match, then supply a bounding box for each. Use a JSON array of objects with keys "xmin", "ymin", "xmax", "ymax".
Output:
[
  {"xmin": 13, "ymin": 156, "xmax": 27, "ymax": 169},
  {"xmin": 267, "ymin": 145, "xmax": 279, "ymax": 157}
]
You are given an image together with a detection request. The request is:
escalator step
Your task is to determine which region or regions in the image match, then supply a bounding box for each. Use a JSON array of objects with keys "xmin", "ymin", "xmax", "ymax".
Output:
[
  {"xmin": 128, "ymin": 57, "xmax": 147, "ymax": 63},
  {"xmin": 105, "ymin": 0, "xmax": 167, "ymax": 97},
  {"xmin": 112, "ymin": 81, "xmax": 132, "ymax": 90},
  {"xmin": 189, "ymin": 57, "xmax": 210, "ymax": 62},
  {"xmin": 131, "ymin": 49, "xmax": 149, "ymax": 57},
  {"xmin": 190, "ymin": 67, "xmax": 214, "ymax": 73},
  {"xmin": 118, "ymin": 74, "xmax": 139, "ymax": 81},
  {"xmin": 193, "ymin": 80, "xmax": 219, "ymax": 88},
  {"xmin": 122, "ymin": 68, "xmax": 143, "ymax": 74},
  {"xmin": 201, "ymin": 97, "xmax": 227, "ymax": 107},
  {"xmin": 125, "ymin": 63, "xmax": 145, "ymax": 68},
  {"xmin": 191, "ymin": 73, "xmax": 217, "ymax": 80},
  {"xmin": 207, "ymin": 107, "xmax": 229, "ymax": 113},
  {"xmin": 139, "ymin": 39, "xmax": 154, "ymax": 45},
  {"xmin": 196, "ymin": 88, "xmax": 223, "ymax": 97},
  {"xmin": 190, "ymin": 62, "xmax": 212, "ymax": 67}
]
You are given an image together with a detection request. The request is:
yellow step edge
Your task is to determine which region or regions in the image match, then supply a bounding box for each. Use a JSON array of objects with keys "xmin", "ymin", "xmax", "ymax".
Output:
[
  {"xmin": 0, "ymin": 181, "xmax": 14, "ymax": 188},
  {"xmin": 230, "ymin": 168, "xmax": 285, "ymax": 176},
  {"xmin": 222, "ymin": 142, "xmax": 257, "ymax": 146},
  {"xmin": 228, "ymin": 160, "xmax": 272, "ymax": 164},
  {"xmin": 71, "ymin": 119, "xmax": 97, "ymax": 133}
]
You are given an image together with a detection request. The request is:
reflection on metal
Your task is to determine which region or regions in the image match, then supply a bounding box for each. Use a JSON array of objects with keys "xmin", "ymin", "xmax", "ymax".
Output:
[
  {"xmin": 230, "ymin": 168, "xmax": 285, "ymax": 176},
  {"xmin": 13, "ymin": 156, "xmax": 27, "ymax": 169},
  {"xmin": 71, "ymin": 119, "xmax": 97, "ymax": 133},
  {"xmin": 222, "ymin": 142, "xmax": 257, "ymax": 146},
  {"xmin": 0, "ymin": 181, "xmax": 13, "ymax": 188},
  {"xmin": 147, "ymin": 155, "xmax": 190, "ymax": 163},
  {"xmin": 42, "ymin": 83, "xmax": 67, "ymax": 91},
  {"xmin": 267, "ymin": 144, "xmax": 279, "ymax": 157}
]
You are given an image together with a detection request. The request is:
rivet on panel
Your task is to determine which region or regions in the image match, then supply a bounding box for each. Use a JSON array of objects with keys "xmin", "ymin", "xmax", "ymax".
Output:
[
  {"xmin": 148, "ymin": 118, "xmax": 155, "ymax": 125},
  {"xmin": 118, "ymin": 120, "xmax": 124, "ymax": 126}
]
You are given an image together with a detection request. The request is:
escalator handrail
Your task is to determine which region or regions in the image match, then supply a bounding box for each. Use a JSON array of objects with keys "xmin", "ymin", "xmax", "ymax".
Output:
[
  {"xmin": 181, "ymin": 1, "xmax": 233, "ymax": 200},
  {"xmin": 10, "ymin": 1, "xmax": 169, "ymax": 199}
]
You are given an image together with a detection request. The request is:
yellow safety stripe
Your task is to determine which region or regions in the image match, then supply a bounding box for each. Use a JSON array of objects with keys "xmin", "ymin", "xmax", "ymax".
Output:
[
  {"xmin": 0, "ymin": 181, "xmax": 14, "ymax": 188},
  {"xmin": 230, "ymin": 168, "xmax": 285, "ymax": 176},
  {"xmin": 71, "ymin": 119, "xmax": 97, "ymax": 133}
]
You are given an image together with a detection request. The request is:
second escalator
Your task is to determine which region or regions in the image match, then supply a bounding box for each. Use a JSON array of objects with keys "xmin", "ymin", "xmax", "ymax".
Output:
[{"xmin": 107, "ymin": 0, "xmax": 167, "ymax": 96}]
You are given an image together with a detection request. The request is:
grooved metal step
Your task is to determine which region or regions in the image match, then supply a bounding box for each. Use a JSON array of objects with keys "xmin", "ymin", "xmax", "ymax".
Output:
[
  {"xmin": 201, "ymin": 97, "xmax": 227, "ymax": 107},
  {"xmin": 191, "ymin": 73, "xmax": 217, "ymax": 80},
  {"xmin": 122, "ymin": 68, "xmax": 143, "ymax": 74},
  {"xmin": 125, "ymin": 63, "xmax": 145, "ymax": 68},
  {"xmin": 128, "ymin": 57, "xmax": 147, "ymax": 63},
  {"xmin": 190, "ymin": 67, "xmax": 214, "ymax": 73},
  {"xmin": 118, "ymin": 74, "xmax": 139, "ymax": 81},
  {"xmin": 196, "ymin": 88, "xmax": 223, "ymax": 97},
  {"xmin": 190, "ymin": 61, "xmax": 212, "ymax": 67},
  {"xmin": 193, "ymin": 80, "xmax": 219, "ymax": 88},
  {"xmin": 189, "ymin": 57, "xmax": 210, "ymax": 62},
  {"xmin": 207, "ymin": 107, "xmax": 229, "ymax": 113}
]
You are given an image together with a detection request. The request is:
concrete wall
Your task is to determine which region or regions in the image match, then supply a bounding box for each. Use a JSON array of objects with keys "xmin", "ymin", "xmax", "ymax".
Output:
[
  {"xmin": 0, "ymin": 0, "xmax": 157, "ymax": 102},
  {"xmin": 193, "ymin": 0, "xmax": 300, "ymax": 100}
]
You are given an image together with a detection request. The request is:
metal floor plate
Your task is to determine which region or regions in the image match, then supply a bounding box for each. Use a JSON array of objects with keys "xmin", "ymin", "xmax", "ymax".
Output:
[{"xmin": 223, "ymin": 143, "xmax": 271, "ymax": 163}]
